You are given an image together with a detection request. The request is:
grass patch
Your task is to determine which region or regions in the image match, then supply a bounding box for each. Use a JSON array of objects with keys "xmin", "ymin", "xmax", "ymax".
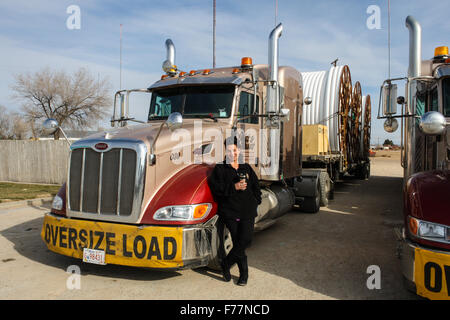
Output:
[{"xmin": 0, "ymin": 182, "xmax": 60, "ymax": 203}]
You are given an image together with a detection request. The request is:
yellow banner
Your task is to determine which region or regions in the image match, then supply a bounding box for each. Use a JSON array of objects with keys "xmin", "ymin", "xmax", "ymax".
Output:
[
  {"xmin": 41, "ymin": 214, "xmax": 184, "ymax": 268},
  {"xmin": 414, "ymin": 247, "xmax": 450, "ymax": 300}
]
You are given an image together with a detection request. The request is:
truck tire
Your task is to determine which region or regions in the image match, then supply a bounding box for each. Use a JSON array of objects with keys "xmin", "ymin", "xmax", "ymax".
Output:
[
  {"xmin": 301, "ymin": 182, "xmax": 320, "ymax": 213},
  {"xmin": 357, "ymin": 163, "xmax": 370, "ymax": 180},
  {"xmin": 319, "ymin": 171, "xmax": 331, "ymax": 207},
  {"xmin": 207, "ymin": 224, "xmax": 233, "ymax": 271}
]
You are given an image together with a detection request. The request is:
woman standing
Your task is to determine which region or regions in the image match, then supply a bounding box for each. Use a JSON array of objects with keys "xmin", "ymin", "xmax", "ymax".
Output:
[{"xmin": 208, "ymin": 137, "xmax": 261, "ymax": 286}]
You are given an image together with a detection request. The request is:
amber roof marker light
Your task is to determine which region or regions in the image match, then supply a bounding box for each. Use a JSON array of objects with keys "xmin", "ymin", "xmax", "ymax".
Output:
[{"xmin": 241, "ymin": 57, "xmax": 253, "ymax": 68}]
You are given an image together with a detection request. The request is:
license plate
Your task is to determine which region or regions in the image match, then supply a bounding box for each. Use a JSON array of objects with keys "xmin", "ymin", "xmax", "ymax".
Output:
[
  {"xmin": 414, "ymin": 248, "xmax": 450, "ymax": 300},
  {"xmin": 83, "ymin": 248, "xmax": 106, "ymax": 265}
]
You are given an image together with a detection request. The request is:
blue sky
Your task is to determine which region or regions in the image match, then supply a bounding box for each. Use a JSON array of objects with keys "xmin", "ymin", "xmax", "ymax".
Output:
[{"xmin": 0, "ymin": 0, "xmax": 449, "ymax": 144}]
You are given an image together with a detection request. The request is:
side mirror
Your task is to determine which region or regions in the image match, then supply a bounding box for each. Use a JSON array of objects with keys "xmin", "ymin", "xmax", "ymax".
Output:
[
  {"xmin": 42, "ymin": 118, "xmax": 59, "ymax": 135},
  {"xmin": 304, "ymin": 97, "xmax": 312, "ymax": 105},
  {"xmin": 41, "ymin": 118, "xmax": 71, "ymax": 146},
  {"xmin": 419, "ymin": 111, "xmax": 446, "ymax": 135},
  {"xmin": 382, "ymin": 83, "xmax": 398, "ymax": 116},
  {"xmin": 166, "ymin": 112, "xmax": 183, "ymax": 131},
  {"xmin": 384, "ymin": 117, "xmax": 399, "ymax": 133}
]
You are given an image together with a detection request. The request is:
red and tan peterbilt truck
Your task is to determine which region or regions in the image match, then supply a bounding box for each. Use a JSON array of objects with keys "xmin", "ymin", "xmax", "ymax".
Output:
[
  {"xmin": 41, "ymin": 24, "xmax": 324, "ymax": 270},
  {"xmin": 379, "ymin": 16, "xmax": 450, "ymax": 299}
]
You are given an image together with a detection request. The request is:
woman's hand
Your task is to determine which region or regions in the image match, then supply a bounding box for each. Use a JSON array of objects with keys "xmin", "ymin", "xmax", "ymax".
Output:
[{"xmin": 235, "ymin": 180, "xmax": 247, "ymax": 191}]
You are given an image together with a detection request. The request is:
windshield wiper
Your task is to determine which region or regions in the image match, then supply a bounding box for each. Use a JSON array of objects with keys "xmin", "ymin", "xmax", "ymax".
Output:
[{"xmin": 185, "ymin": 114, "xmax": 218, "ymax": 122}]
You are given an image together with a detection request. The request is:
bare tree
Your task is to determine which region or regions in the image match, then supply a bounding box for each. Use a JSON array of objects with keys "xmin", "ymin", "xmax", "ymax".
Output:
[
  {"xmin": 0, "ymin": 106, "xmax": 30, "ymax": 140},
  {"xmin": 0, "ymin": 106, "xmax": 12, "ymax": 139},
  {"xmin": 11, "ymin": 67, "xmax": 112, "ymax": 137},
  {"xmin": 10, "ymin": 113, "xmax": 29, "ymax": 140}
]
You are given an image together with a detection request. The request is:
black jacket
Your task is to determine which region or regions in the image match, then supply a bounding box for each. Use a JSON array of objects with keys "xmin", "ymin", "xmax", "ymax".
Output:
[{"xmin": 208, "ymin": 162, "xmax": 262, "ymax": 220}]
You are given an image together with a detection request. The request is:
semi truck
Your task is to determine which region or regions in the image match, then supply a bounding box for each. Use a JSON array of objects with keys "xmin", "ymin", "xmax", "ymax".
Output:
[
  {"xmin": 379, "ymin": 16, "xmax": 450, "ymax": 300},
  {"xmin": 41, "ymin": 23, "xmax": 328, "ymax": 270}
]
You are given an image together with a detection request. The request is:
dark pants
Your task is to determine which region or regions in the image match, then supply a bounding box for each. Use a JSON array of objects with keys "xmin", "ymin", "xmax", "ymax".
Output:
[{"xmin": 219, "ymin": 216, "xmax": 255, "ymax": 267}]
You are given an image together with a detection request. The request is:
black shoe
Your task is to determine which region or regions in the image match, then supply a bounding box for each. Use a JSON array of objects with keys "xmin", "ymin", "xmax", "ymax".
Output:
[
  {"xmin": 237, "ymin": 274, "xmax": 248, "ymax": 286},
  {"xmin": 236, "ymin": 256, "xmax": 248, "ymax": 286}
]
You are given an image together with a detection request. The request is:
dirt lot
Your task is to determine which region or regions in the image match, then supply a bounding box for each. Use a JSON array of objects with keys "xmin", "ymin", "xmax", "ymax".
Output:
[{"xmin": 0, "ymin": 150, "xmax": 418, "ymax": 300}]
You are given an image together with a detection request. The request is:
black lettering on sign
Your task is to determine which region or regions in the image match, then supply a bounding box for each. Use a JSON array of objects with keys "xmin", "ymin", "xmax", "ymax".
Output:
[
  {"xmin": 79, "ymin": 229, "xmax": 87, "ymax": 248},
  {"xmin": 123, "ymin": 234, "xmax": 132, "ymax": 257},
  {"xmin": 164, "ymin": 237, "xmax": 177, "ymax": 260},
  {"xmin": 444, "ymin": 266, "xmax": 450, "ymax": 297},
  {"xmin": 94, "ymin": 231, "xmax": 104, "ymax": 250},
  {"xmin": 134, "ymin": 235, "xmax": 147, "ymax": 259},
  {"xmin": 51, "ymin": 225, "xmax": 59, "ymax": 246},
  {"xmin": 424, "ymin": 262, "xmax": 442, "ymax": 293},
  {"xmin": 68, "ymin": 228, "xmax": 77, "ymax": 249},
  {"xmin": 147, "ymin": 237, "xmax": 161, "ymax": 260},
  {"xmin": 105, "ymin": 232, "xmax": 116, "ymax": 255},
  {"xmin": 59, "ymin": 227, "xmax": 67, "ymax": 248},
  {"xmin": 45, "ymin": 224, "xmax": 51, "ymax": 243},
  {"xmin": 89, "ymin": 230, "xmax": 93, "ymax": 249}
]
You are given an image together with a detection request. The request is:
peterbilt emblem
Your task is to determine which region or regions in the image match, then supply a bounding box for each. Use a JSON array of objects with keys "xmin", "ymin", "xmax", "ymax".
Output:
[{"xmin": 95, "ymin": 143, "xmax": 109, "ymax": 151}]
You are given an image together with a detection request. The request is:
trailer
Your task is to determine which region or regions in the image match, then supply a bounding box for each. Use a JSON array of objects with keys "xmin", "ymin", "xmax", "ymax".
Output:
[{"xmin": 293, "ymin": 66, "xmax": 372, "ymax": 213}]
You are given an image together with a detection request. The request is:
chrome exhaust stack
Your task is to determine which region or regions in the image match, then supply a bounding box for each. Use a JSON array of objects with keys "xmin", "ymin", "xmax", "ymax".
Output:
[
  {"xmin": 405, "ymin": 16, "xmax": 422, "ymax": 78},
  {"xmin": 162, "ymin": 39, "xmax": 177, "ymax": 74},
  {"xmin": 267, "ymin": 23, "xmax": 283, "ymax": 113}
]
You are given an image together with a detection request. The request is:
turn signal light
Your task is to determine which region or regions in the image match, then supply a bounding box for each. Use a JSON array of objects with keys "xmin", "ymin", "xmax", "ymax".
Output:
[
  {"xmin": 193, "ymin": 204, "xmax": 209, "ymax": 219},
  {"xmin": 232, "ymin": 68, "xmax": 240, "ymax": 74},
  {"xmin": 189, "ymin": 70, "xmax": 197, "ymax": 76},
  {"xmin": 202, "ymin": 69, "xmax": 211, "ymax": 75},
  {"xmin": 179, "ymin": 71, "xmax": 187, "ymax": 77},
  {"xmin": 409, "ymin": 216, "xmax": 419, "ymax": 235},
  {"xmin": 161, "ymin": 74, "xmax": 169, "ymax": 80},
  {"xmin": 241, "ymin": 57, "xmax": 253, "ymax": 67},
  {"xmin": 434, "ymin": 46, "xmax": 449, "ymax": 57}
]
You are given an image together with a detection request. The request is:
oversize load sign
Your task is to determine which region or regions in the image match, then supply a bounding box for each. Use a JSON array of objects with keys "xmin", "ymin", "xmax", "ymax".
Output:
[
  {"xmin": 414, "ymin": 248, "xmax": 450, "ymax": 300},
  {"xmin": 41, "ymin": 214, "xmax": 183, "ymax": 268}
]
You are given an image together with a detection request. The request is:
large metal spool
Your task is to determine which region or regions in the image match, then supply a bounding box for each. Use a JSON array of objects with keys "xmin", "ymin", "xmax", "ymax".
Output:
[
  {"xmin": 301, "ymin": 65, "xmax": 353, "ymax": 154},
  {"xmin": 337, "ymin": 65, "xmax": 352, "ymax": 168},
  {"xmin": 301, "ymin": 65, "xmax": 367, "ymax": 169},
  {"xmin": 350, "ymin": 81, "xmax": 362, "ymax": 163},
  {"xmin": 361, "ymin": 95, "xmax": 372, "ymax": 160}
]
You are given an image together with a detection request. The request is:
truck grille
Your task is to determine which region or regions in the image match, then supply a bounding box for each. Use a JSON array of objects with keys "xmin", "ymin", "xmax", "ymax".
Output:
[{"xmin": 67, "ymin": 139, "xmax": 147, "ymax": 222}]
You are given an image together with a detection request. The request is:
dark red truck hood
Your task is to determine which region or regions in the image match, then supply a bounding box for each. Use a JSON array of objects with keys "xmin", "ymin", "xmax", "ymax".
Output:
[{"xmin": 405, "ymin": 170, "xmax": 450, "ymax": 226}]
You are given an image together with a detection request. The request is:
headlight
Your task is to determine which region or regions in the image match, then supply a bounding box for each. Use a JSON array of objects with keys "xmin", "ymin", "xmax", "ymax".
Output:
[
  {"xmin": 52, "ymin": 195, "xmax": 63, "ymax": 211},
  {"xmin": 408, "ymin": 216, "xmax": 448, "ymax": 241},
  {"xmin": 153, "ymin": 203, "xmax": 212, "ymax": 221}
]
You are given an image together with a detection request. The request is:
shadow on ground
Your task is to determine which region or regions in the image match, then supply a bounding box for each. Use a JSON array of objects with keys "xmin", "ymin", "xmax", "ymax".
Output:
[
  {"xmin": 1, "ymin": 216, "xmax": 181, "ymax": 282},
  {"xmin": 245, "ymin": 175, "xmax": 418, "ymax": 299}
]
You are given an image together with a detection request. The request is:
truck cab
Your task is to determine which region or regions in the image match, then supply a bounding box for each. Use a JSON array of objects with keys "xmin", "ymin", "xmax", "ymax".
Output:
[
  {"xmin": 41, "ymin": 24, "xmax": 311, "ymax": 270},
  {"xmin": 379, "ymin": 16, "xmax": 450, "ymax": 299}
]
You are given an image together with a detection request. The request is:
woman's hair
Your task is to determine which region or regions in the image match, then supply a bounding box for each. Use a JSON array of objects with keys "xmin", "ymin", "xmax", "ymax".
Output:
[{"xmin": 224, "ymin": 136, "xmax": 239, "ymax": 148}]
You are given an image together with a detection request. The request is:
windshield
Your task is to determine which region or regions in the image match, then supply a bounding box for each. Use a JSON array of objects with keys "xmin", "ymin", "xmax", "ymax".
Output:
[
  {"xmin": 444, "ymin": 78, "xmax": 450, "ymax": 117},
  {"xmin": 148, "ymin": 85, "xmax": 235, "ymax": 120}
]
